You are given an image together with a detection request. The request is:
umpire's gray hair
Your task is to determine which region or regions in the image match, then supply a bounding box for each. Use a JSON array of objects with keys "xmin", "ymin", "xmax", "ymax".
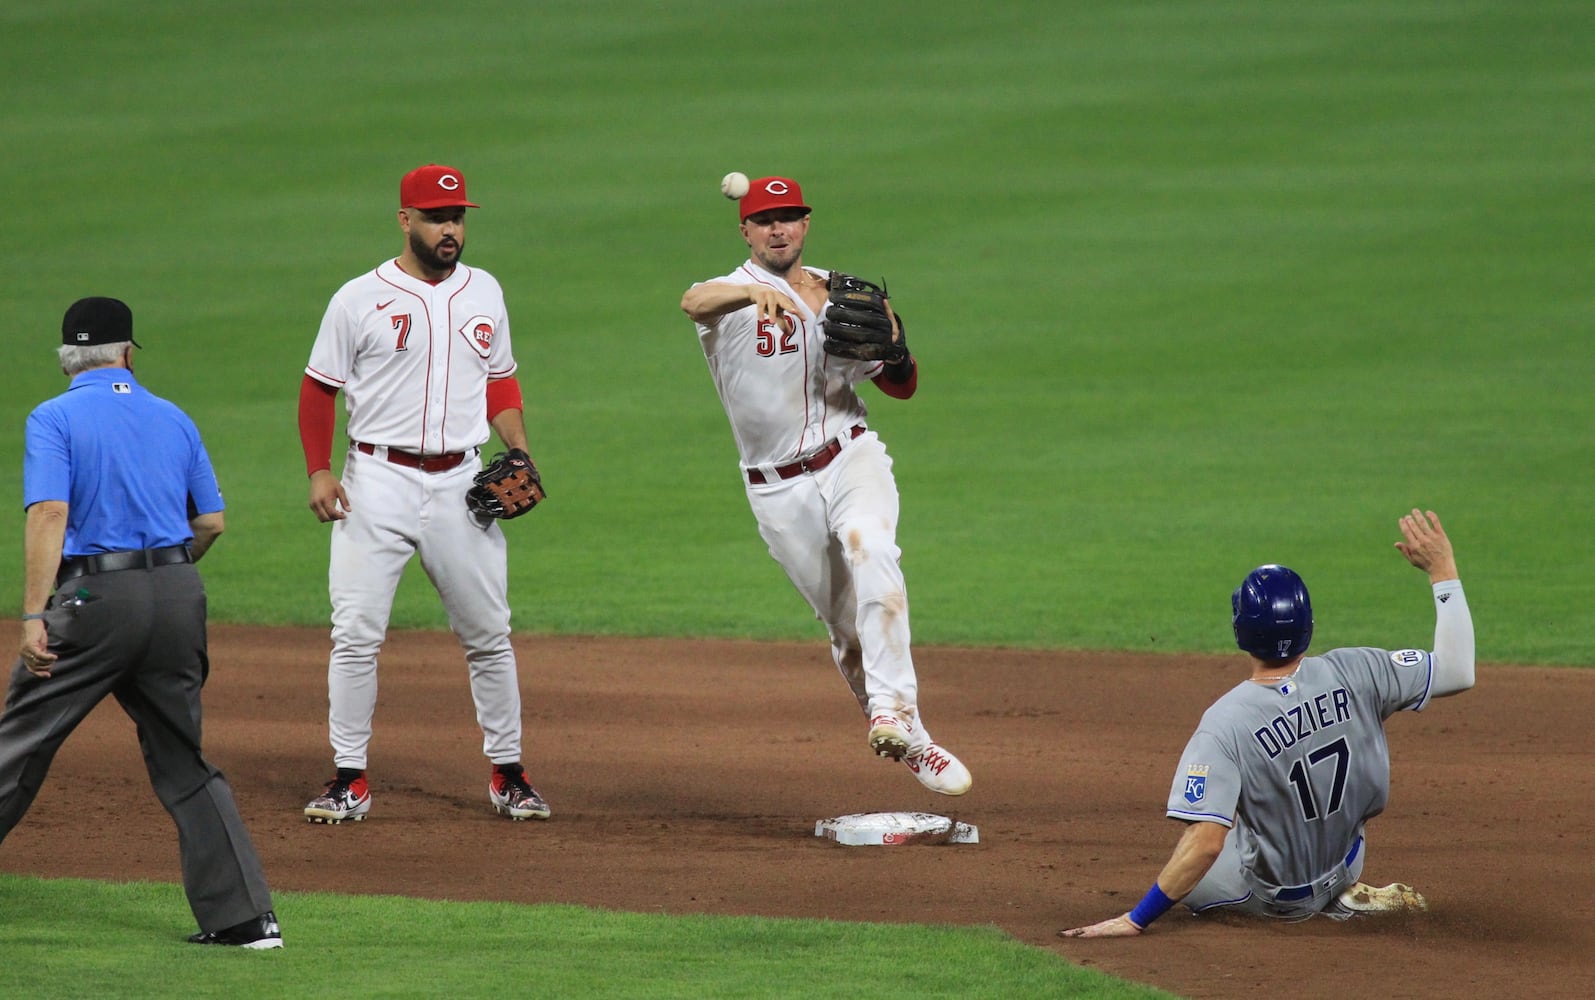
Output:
[{"xmin": 58, "ymin": 343, "xmax": 130, "ymax": 377}]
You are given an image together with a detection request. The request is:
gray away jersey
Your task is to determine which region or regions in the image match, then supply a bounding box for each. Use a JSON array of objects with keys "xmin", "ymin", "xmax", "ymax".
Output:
[{"xmin": 1168, "ymin": 646, "xmax": 1435, "ymax": 894}]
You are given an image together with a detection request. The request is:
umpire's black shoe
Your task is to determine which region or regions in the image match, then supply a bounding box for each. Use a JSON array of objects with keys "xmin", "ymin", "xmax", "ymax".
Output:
[{"xmin": 187, "ymin": 910, "xmax": 283, "ymax": 950}]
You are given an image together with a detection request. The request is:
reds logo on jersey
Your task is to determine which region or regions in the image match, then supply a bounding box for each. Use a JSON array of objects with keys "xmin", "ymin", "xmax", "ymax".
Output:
[{"xmin": 458, "ymin": 314, "xmax": 496, "ymax": 358}]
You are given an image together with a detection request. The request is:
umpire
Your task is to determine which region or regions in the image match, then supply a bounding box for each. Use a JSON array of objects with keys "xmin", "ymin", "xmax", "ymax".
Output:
[{"xmin": 1, "ymin": 297, "xmax": 280, "ymax": 949}]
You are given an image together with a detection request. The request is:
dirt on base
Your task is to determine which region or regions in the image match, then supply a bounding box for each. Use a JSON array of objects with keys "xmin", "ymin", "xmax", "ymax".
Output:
[{"xmin": 4, "ymin": 625, "xmax": 1590, "ymax": 999}]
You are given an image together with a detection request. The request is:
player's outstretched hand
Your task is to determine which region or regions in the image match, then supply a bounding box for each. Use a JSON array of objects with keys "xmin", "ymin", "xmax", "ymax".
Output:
[
  {"xmin": 1057, "ymin": 914, "xmax": 1143, "ymax": 939},
  {"xmin": 748, "ymin": 286, "xmax": 799, "ymax": 324},
  {"xmin": 309, "ymin": 469, "xmax": 352, "ymax": 522},
  {"xmin": 1395, "ymin": 508, "xmax": 1458, "ymax": 583}
]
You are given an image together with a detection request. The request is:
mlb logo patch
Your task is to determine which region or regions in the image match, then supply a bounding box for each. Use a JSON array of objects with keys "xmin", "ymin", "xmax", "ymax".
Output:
[
  {"xmin": 1390, "ymin": 649, "xmax": 1426, "ymax": 668},
  {"xmin": 1184, "ymin": 764, "xmax": 1209, "ymax": 804}
]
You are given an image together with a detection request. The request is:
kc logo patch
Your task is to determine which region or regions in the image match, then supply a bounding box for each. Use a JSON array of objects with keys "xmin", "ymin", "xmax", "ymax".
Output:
[
  {"xmin": 1184, "ymin": 764, "xmax": 1209, "ymax": 804},
  {"xmin": 1390, "ymin": 649, "xmax": 1426, "ymax": 669}
]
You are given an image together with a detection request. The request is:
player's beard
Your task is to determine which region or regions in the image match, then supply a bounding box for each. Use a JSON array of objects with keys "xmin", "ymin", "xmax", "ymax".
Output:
[
  {"xmin": 411, "ymin": 231, "xmax": 464, "ymax": 273},
  {"xmin": 754, "ymin": 235, "xmax": 804, "ymax": 277}
]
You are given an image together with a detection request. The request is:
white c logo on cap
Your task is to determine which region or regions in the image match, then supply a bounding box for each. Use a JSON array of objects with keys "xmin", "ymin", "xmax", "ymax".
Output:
[
  {"xmin": 764, "ymin": 180, "xmax": 789, "ymax": 195},
  {"xmin": 438, "ymin": 175, "xmax": 461, "ymax": 190}
]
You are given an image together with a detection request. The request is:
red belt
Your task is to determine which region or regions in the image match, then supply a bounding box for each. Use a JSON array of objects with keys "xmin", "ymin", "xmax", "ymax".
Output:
[
  {"xmin": 747, "ymin": 426, "xmax": 865, "ymax": 485},
  {"xmin": 355, "ymin": 441, "xmax": 468, "ymax": 473}
]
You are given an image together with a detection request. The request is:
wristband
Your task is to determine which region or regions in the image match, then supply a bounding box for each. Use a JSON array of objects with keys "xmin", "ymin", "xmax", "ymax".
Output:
[
  {"xmin": 21, "ymin": 613, "xmax": 47, "ymax": 621},
  {"xmin": 1127, "ymin": 883, "xmax": 1177, "ymax": 929}
]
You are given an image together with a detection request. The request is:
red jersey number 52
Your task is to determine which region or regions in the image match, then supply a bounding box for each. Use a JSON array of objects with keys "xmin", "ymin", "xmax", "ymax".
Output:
[{"xmin": 756, "ymin": 316, "xmax": 799, "ymax": 357}]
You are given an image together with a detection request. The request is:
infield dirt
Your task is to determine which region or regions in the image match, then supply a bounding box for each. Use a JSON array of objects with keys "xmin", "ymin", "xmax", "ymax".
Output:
[{"xmin": 5, "ymin": 626, "xmax": 1589, "ymax": 999}]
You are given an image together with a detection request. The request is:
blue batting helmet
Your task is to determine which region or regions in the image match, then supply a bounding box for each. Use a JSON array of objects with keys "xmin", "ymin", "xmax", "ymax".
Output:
[{"xmin": 1232, "ymin": 564, "xmax": 1313, "ymax": 661}]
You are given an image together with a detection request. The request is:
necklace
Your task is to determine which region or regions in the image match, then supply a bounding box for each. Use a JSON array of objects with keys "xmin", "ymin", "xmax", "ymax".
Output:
[
  {"xmin": 789, "ymin": 270, "xmax": 823, "ymax": 288},
  {"xmin": 1249, "ymin": 664, "xmax": 1302, "ymax": 684}
]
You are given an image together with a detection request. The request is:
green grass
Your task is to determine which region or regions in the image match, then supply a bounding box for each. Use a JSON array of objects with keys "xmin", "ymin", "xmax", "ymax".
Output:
[
  {"xmin": 6, "ymin": 1, "xmax": 1589, "ymax": 663},
  {"xmin": 0, "ymin": 2, "xmax": 1590, "ymax": 998},
  {"xmin": 0, "ymin": 875, "xmax": 1173, "ymax": 1000},
  {"xmin": 3, "ymin": 1, "xmax": 1591, "ymax": 663}
]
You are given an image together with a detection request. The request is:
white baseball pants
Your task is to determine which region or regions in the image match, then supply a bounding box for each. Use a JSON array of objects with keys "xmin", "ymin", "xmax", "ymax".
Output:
[
  {"xmin": 325, "ymin": 447, "xmax": 523, "ymax": 769},
  {"xmin": 745, "ymin": 430, "xmax": 934, "ymax": 749}
]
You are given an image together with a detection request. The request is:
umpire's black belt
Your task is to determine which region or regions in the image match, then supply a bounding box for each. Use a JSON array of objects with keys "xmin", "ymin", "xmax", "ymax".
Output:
[
  {"xmin": 1274, "ymin": 835, "xmax": 1364, "ymax": 902},
  {"xmin": 57, "ymin": 545, "xmax": 192, "ymax": 585},
  {"xmin": 746, "ymin": 425, "xmax": 866, "ymax": 485}
]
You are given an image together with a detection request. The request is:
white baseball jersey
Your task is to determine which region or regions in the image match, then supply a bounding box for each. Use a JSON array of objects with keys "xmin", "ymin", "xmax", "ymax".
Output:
[
  {"xmin": 690, "ymin": 262, "xmax": 883, "ymax": 469},
  {"xmin": 306, "ymin": 258, "xmax": 516, "ymax": 453}
]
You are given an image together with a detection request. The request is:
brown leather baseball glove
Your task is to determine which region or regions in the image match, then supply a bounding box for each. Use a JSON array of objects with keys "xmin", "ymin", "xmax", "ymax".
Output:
[{"xmin": 466, "ymin": 449, "xmax": 545, "ymax": 519}]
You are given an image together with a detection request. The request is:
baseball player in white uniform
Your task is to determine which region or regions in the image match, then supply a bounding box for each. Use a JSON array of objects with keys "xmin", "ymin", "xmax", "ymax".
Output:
[
  {"xmin": 296, "ymin": 163, "xmax": 550, "ymax": 823},
  {"xmin": 1061, "ymin": 510, "xmax": 1475, "ymax": 938},
  {"xmin": 680, "ymin": 176, "xmax": 971, "ymax": 796}
]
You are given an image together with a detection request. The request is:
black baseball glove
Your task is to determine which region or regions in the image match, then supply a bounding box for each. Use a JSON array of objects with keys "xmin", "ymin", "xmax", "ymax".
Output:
[
  {"xmin": 466, "ymin": 449, "xmax": 545, "ymax": 520},
  {"xmin": 823, "ymin": 272, "xmax": 908, "ymax": 364}
]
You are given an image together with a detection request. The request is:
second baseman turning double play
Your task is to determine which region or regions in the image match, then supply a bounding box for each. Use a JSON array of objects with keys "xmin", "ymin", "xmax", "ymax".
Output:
[{"xmin": 680, "ymin": 175, "xmax": 970, "ymax": 795}]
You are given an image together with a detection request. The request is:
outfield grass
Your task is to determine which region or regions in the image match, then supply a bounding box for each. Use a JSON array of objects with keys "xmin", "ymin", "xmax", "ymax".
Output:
[
  {"xmin": 4, "ymin": 1, "xmax": 1590, "ymax": 663},
  {"xmin": 1, "ymin": 2, "xmax": 1590, "ymax": 997}
]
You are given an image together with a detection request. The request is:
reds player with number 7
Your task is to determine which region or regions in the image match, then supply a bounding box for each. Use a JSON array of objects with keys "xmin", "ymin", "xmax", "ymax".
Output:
[
  {"xmin": 680, "ymin": 175, "xmax": 970, "ymax": 796},
  {"xmin": 296, "ymin": 164, "xmax": 550, "ymax": 824}
]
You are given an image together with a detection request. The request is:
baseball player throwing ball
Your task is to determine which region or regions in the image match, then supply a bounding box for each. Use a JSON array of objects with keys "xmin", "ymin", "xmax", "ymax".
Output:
[
  {"xmin": 1060, "ymin": 510, "xmax": 1474, "ymax": 938},
  {"xmin": 297, "ymin": 164, "xmax": 551, "ymax": 824},
  {"xmin": 679, "ymin": 175, "xmax": 970, "ymax": 796}
]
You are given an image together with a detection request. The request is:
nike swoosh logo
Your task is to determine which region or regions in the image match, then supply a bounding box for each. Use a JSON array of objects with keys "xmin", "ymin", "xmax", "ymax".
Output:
[{"xmin": 376, "ymin": 299, "xmax": 396, "ymax": 310}]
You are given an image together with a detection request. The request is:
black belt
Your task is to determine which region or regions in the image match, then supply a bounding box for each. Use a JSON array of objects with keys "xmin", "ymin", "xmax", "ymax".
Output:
[
  {"xmin": 746, "ymin": 425, "xmax": 865, "ymax": 485},
  {"xmin": 1275, "ymin": 836, "xmax": 1363, "ymax": 902},
  {"xmin": 57, "ymin": 545, "xmax": 192, "ymax": 585},
  {"xmin": 355, "ymin": 441, "xmax": 469, "ymax": 473}
]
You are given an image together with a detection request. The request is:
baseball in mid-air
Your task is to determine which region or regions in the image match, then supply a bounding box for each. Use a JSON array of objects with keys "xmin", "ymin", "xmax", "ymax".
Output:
[{"xmin": 721, "ymin": 171, "xmax": 750, "ymax": 200}]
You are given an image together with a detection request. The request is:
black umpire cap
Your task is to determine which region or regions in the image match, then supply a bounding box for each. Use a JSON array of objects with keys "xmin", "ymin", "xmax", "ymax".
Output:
[{"xmin": 62, "ymin": 296, "xmax": 141, "ymax": 348}]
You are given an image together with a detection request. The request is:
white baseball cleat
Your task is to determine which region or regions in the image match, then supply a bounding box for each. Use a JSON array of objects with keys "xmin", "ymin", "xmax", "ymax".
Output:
[
  {"xmin": 867, "ymin": 714, "xmax": 912, "ymax": 760},
  {"xmin": 903, "ymin": 743, "xmax": 972, "ymax": 796},
  {"xmin": 304, "ymin": 772, "xmax": 371, "ymax": 824},
  {"xmin": 1336, "ymin": 881, "xmax": 1428, "ymax": 914}
]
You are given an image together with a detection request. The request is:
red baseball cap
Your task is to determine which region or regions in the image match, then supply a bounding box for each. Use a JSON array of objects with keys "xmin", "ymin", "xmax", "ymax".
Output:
[
  {"xmin": 400, "ymin": 164, "xmax": 480, "ymax": 209},
  {"xmin": 739, "ymin": 176, "xmax": 809, "ymax": 221}
]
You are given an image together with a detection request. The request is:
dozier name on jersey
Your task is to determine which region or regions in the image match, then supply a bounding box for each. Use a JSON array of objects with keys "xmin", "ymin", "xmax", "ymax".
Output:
[{"xmin": 1253, "ymin": 687, "xmax": 1352, "ymax": 759}]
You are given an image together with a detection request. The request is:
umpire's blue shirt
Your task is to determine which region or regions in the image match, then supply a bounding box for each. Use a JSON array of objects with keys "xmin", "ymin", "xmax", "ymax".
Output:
[{"xmin": 23, "ymin": 368, "xmax": 223, "ymax": 557}]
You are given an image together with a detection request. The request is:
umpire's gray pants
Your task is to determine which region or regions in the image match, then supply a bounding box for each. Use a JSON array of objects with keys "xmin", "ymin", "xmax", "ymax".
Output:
[{"xmin": 0, "ymin": 562, "xmax": 273, "ymax": 934}]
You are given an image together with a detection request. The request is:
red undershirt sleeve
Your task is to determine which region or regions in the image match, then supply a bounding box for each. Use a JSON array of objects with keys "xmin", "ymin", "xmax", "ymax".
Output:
[
  {"xmin": 298, "ymin": 374, "xmax": 339, "ymax": 477},
  {"xmin": 872, "ymin": 357, "xmax": 918, "ymax": 400},
  {"xmin": 486, "ymin": 375, "xmax": 524, "ymax": 421}
]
